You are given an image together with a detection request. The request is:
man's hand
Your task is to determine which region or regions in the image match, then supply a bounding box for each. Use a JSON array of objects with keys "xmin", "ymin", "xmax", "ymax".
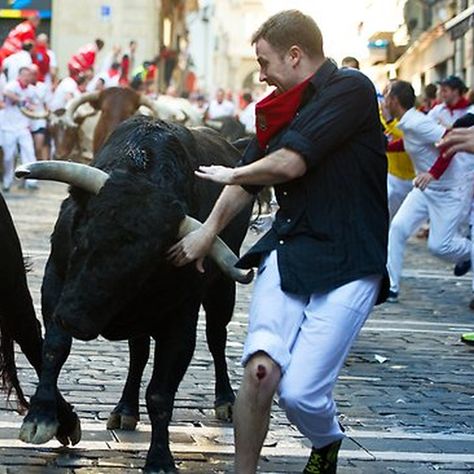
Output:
[
  {"xmin": 437, "ymin": 127, "xmax": 474, "ymax": 156},
  {"xmin": 414, "ymin": 172, "xmax": 434, "ymax": 191},
  {"xmin": 195, "ymin": 165, "xmax": 236, "ymax": 184},
  {"xmin": 167, "ymin": 225, "xmax": 216, "ymax": 273}
]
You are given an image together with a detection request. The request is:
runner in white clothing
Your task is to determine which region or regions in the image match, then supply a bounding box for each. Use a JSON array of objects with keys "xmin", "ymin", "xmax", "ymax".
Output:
[
  {"xmin": 205, "ymin": 88, "xmax": 235, "ymax": 119},
  {"xmin": 384, "ymin": 80, "xmax": 472, "ymax": 302},
  {"xmin": 29, "ymin": 65, "xmax": 51, "ymax": 161},
  {"xmin": 48, "ymin": 75, "xmax": 87, "ymax": 111},
  {"xmin": 428, "ymin": 75, "xmax": 474, "ymax": 280},
  {"xmin": 3, "ymin": 42, "xmax": 33, "ymax": 82},
  {"xmin": 1, "ymin": 66, "xmax": 37, "ymax": 191}
]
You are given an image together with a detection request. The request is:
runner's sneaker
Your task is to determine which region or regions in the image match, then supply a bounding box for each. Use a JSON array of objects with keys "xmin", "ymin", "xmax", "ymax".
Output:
[
  {"xmin": 303, "ymin": 438, "xmax": 342, "ymax": 474},
  {"xmin": 386, "ymin": 290, "xmax": 398, "ymax": 303},
  {"xmin": 461, "ymin": 332, "xmax": 474, "ymax": 346}
]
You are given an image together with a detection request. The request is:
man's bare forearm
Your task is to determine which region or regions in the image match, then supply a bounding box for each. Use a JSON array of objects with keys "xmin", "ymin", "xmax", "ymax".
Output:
[
  {"xmin": 204, "ymin": 185, "xmax": 254, "ymax": 236},
  {"xmin": 4, "ymin": 91, "xmax": 21, "ymax": 103},
  {"xmin": 195, "ymin": 148, "xmax": 307, "ymax": 187},
  {"xmin": 232, "ymin": 148, "xmax": 307, "ymax": 185}
]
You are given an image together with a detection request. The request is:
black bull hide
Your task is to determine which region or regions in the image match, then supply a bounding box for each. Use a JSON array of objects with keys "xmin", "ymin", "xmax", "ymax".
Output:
[
  {"xmin": 12, "ymin": 116, "xmax": 253, "ymax": 473},
  {"xmin": 0, "ymin": 194, "xmax": 43, "ymax": 408}
]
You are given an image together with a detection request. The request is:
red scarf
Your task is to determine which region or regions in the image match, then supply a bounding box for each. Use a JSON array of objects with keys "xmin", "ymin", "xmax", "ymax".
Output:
[
  {"xmin": 255, "ymin": 76, "xmax": 312, "ymax": 150},
  {"xmin": 447, "ymin": 97, "xmax": 470, "ymax": 112}
]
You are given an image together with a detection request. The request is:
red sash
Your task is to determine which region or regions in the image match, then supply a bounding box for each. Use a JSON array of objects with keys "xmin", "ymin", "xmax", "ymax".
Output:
[{"xmin": 255, "ymin": 76, "xmax": 312, "ymax": 150}]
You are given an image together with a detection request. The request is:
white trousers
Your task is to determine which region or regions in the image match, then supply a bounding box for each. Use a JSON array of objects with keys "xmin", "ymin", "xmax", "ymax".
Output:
[
  {"xmin": 2, "ymin": 128, "xmax": 36, "ymax": 189},
  {"xmin": 387, "ymin": 173, "xmax": 413, "ymax": 221},
  {"xmin": 388, "ymin": 185, "xmax": 473, "ymax": 293},
  {"xmin": 242, "ymin": 251, "xmax": 381, "ymax": 449}
]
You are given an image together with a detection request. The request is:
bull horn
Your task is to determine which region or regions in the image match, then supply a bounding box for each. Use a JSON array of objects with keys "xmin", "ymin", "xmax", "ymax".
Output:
[
  {"xmin": 15, "ymin": 161, "xmax": 109, "ymax": 195},
  {"xmin": 204, "ymin": 119, "xmax": 224, "ymax": 131},
  {"xmin": 20, "ymin": 107, "xmax": 50, "ymax": 120},
  {"xmin": 139, "ymin": 95, "xmax": 161, "ymax": 117},
  {"xmin": 178, "ymin": 216, "xmax": 254, "ymax": 284},
  {"xmin": 65, "ymin": 91, "xmax": 101, "ymax": 127},
  {"xmin": 175, "ymin": 110, "xmax": 189, "ymax": 124}
]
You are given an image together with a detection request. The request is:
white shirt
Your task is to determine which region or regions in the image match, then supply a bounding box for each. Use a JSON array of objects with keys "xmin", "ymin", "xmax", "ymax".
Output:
[
  {"xmin": 43, "ymin": 49, "xmax": 57, "ymax": 89},
  {"xmin": 239, "ymin": 102, "xmax": 256, "ymax": 134},
  {"xmin": 86, "ymin": 71, "xmax": 120, "ymax": 92},
  {"xmin": 48, "ymin": 76, "xmax": 79, "ymax": 111},
  {"xmin": 3, "ymin": 50, "xmax": 32, "ymax": 82},
  {"xmin": 207, "ymin": 99, "xmax": 235, "ymax": 119},
  {"xmin": 2, "ymin": 79, "xmax": 35, "ymax": 131},
  {"xmin": 0, "ymin": 73, "xmax": 7, "ymax": 132},
  {"xmin": 428, "ymin": 102, "xmax": 474, "ymax": 176},
  {"xmin": 398, "ymin": 107, "xmax": 463, "ymax": 188},
  {"xmin": 428, "ymin": 102, "xmax": 474, "ymax": 128},
  {"xmin": 29, "ymin": 81, "xmax": 51, "ymax": 131}
]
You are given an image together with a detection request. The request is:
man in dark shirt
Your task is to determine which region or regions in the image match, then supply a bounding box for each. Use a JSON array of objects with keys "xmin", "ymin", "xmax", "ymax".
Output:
[{"xmin": 168, "ymin": 10, "xmax": 388, "ymax": 474}]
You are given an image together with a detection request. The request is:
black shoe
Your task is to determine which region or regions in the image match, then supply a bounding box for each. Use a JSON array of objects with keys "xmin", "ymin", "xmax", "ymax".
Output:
[
  {"xmin": 469, "ymin": 298, "xmax": 474, "ymax": 311},
  {"xmin": 454, "ymin": 260, "xmax": 471, "ymax": 276},
  {"xmin": 303, "ymin": 438, "xmax": 342, "ymax": 474},
  {"xmin": 386, "ymin": 290, "xmax": 398, "ymax": 303}
]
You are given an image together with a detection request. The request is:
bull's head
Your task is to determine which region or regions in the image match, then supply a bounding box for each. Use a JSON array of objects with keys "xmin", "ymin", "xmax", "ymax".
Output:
[
  {"xmin": 15, "ymin": 155, "xmax": 253, "ymax": 340},
  {"xmin": 47, "ymin": 110, "xmax": 82, "ymax": 160}
]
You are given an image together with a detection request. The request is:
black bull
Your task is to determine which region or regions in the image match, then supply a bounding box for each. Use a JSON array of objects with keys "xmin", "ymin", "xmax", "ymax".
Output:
[
  {"xmin": 0, "ymin": 194, "xmax": 43, "ymax": 407},
  {"xmin": 8, "ymin": 116, "xmax": 253, "ymax": 473}
]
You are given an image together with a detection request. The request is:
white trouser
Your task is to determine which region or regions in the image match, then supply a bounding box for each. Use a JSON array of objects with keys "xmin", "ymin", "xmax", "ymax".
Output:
[
  {"xmin": 387, "ymin": 173, "xmax": 413, "ymax": 221},
  {"xmin": 388, "ymin": 184, "xmax": 473, "ymax": 293},
  {"xmin": 2, "ymin": 128, "xmax": 36, "ymax": 189},
  {"xmin": 241, "ymin": 251, "xmax": 381, "ymax": 449}
]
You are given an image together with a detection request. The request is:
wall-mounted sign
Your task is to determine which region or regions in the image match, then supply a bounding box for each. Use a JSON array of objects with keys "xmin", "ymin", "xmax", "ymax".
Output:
[{"xmin": 100, "ymin": 4, "xmax": 111, "ymax": 22}]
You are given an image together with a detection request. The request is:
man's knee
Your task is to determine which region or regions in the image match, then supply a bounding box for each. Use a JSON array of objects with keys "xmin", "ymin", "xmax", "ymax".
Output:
[
  {"xmin": 280, "ymin": 386, "xmax": 332, "ymax": 417},
  {"xmin": 244, "ymin": 351, "xmax": 281, "ymax": 390},
  {"xmin": 428, "ymin": 238, "xmax": 453, "ymax": 258}
]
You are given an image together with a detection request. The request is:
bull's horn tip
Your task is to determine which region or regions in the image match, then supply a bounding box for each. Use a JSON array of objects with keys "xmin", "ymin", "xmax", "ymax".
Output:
[{"xmin": 14, "ymin": 166, "xmax": 31, "ymax": 178}]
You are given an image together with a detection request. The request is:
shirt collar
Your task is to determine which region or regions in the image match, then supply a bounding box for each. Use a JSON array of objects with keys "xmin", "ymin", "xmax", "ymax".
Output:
[
  {"xmin": 398, "ymin": 107, "xmax": 416, "ymax": 128},
  {"xmin": 300, "ymin": 59, "xmax": 337, "ymax": 106}
]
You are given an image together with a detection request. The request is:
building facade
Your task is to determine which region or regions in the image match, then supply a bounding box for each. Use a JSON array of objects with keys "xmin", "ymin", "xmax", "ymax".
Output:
[
  {"xmin": 187, "ymin": 0, "xmax": 267, "ymax": 96},
  {"xmin": 394, "ymin": 0, "xmax": 474, "ymax": 93},
  {"xmin": 52, "ymin": 0, "xmax": 160, "ymax": 79}
]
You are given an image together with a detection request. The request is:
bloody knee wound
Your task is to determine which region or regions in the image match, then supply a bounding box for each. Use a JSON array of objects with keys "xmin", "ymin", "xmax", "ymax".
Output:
[{"xmin": 256, "ymin": 364, "xmax": 267, "ymax": 380}]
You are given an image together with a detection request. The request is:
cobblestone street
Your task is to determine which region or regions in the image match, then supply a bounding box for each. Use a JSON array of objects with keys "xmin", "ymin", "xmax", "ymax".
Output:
[{"xmin": 1, "ymin": 182, "xmax": 474, "ymax": 473}]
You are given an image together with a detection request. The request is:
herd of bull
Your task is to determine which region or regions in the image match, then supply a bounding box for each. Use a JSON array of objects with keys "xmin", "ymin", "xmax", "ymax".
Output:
[{"xmin": 0, "ymin": 91, "xmax": 257, "ymax": 473}]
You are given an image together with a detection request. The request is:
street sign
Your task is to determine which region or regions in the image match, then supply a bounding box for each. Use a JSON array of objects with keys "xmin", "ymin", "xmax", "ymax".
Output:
[{"xmin": 100, "ymin": 4, "xmax": 111, "ymax": 22}]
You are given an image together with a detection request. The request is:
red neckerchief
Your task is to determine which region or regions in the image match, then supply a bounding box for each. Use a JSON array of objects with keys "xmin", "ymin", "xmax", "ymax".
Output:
[
  {"xmin": 255, "ymin": 75, "xmax": 312, "ymax": 150},
  {"xmin": 17, "ymin": 79, "xmax": 27, "ymax": 90},
  {"xmin": 447, "ymin": 97, "xmax": 470, "ymax": 112}
]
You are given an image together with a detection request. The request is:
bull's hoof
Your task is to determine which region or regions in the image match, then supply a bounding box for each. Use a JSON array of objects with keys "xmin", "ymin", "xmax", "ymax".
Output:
[
  {"xmin": 144, "ymin": 470, "xmax": 178, "ymax": 474},
  {"xmin": 19, "ymin": 418, "xmax": 59, "ymax": 444},
  {"xmin": 144, "ymin": 465, "xmax": 178, "ymax": 473},
  {"xmin": 56, "ymin": 412, "xmax": 82, "ymax": 446},
  {"xmin": 106, "ymin": 412, "xmax": 138, "ymax": 431},
  {"xmin": 214, "ymin": 400, "xmax": 233, "ymax": 422}
]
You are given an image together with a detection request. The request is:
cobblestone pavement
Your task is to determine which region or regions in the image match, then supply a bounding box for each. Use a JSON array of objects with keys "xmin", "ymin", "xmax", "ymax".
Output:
[{"xmin": 1, "ymin": 182, "xmax": 474, "ymax": 473}]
